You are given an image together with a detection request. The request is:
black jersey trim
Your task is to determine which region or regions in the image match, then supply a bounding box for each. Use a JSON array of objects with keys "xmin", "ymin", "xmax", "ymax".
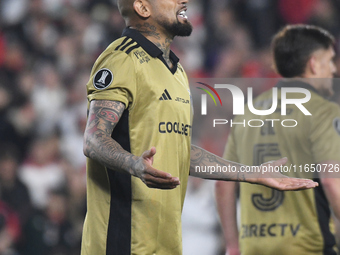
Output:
[
  {"xmin": 120, "ymin": 39, "xmax": 136, "ymax": 52},
  {"xmin": 125, "ymin": 44, "xmax": 141, "ymax": 54},
  {"xmin": 121, "ymin": 27, "xmax": 179, "ymax": 74},
  {"xmin": 122, "ymin": 27, "xmax": 162, "ymax": 58},
  {"xmin": 106, "ymin": 109, "xmax": 131, "ymax": 255},
  {"xmin": 313, "ymin": 178, "xmax": 337, "ymax": 255},
  {"xmin": 115, "ymin": 37, "xmax": 130, "ymax": 51}
]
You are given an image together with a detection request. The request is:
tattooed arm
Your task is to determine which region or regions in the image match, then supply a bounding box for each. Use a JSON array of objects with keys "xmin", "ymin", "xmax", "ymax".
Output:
[
  {"xmin": 190, "ymin": 145, "xmax": 250, "ymax": 181},
  {"xmin": 189, "ymin": 145, "xmax": 318, "ymax": 190},
  {"xmin": 83, "ymin": 100, "xmax": 180, "ymax": 189}
]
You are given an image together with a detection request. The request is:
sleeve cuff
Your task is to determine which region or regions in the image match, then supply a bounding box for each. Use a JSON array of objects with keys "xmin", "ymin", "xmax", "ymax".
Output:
[{"xmin": 87, "ymin": 93, "xmax": 129, "ymax": 108}]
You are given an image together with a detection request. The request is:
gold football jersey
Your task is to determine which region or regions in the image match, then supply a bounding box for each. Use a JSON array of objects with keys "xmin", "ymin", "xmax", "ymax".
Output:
[
  {"xmin": 82, "ymin": 28, "xmax": 192, "ymax": 255},
  {"xmin": 224, "ymin": 81, "xmax": 340, "ymax": 255}
]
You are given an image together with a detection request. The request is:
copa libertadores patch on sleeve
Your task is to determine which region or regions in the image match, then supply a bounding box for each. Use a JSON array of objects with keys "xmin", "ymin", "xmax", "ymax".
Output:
[
  {"xmin": 333, "ymin": 117, "xmax": 340, "ymax": 136},
  {"xmin": 93, "ymin": 68, "xmax": 113, "ymax": 89}
]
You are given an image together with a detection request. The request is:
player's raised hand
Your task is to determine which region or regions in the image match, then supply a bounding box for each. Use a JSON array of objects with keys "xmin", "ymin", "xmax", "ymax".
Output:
[
  {"xmin": 251, "ymin": 157, "xmax": 319, "ymax": 190},
  {"xmin": 133, "ymin": 147, "xmax": 180, "ymax": 189}
]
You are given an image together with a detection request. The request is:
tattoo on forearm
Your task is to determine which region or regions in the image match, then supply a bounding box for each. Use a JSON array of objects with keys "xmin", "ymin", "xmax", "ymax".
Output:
[
  {"xmin": 84, "ymin": 100, "xmax": 140, "ymax": 174},
  {"xmin": 190, "ymin": 145, "xmax": 249, "ymax": 181},
  {"xmin": 190, "ymin": 145, "xmax": 204, "ymax": 165},
  {"xmin": 237, "ymin": 171, "xmax": 246, "ymax": 182}
]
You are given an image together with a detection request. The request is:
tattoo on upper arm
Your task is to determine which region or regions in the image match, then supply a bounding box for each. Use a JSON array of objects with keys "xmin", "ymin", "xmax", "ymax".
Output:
[
  {"xmin": 84, "ymin": 100, "xmax": 125, "ymax": 156},
  {"xmin": 87, "ymin": 100, "xmax": 125, "ymax": 136},
  {"xmin": 84, "ymin": 100, "xmax": 141, "ymax": 174}
]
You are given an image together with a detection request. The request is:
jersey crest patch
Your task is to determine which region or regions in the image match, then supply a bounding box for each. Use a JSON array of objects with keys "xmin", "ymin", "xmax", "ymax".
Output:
[
  {"xmin": 333, "ymin": 117, "xmax": 340, "ymax": 136},
  {"xmin": 93, "ymin": 69, "xmax": 113, "ymax": 90}
]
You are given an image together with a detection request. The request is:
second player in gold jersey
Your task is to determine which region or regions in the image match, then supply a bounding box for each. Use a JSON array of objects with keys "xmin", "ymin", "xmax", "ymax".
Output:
[{"xmin": 216, "ymin": 24, "xmax": 340, "ymax": 255}]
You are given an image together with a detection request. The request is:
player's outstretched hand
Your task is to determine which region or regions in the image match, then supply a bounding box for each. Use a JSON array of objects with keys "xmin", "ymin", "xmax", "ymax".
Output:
[
  {"xmin": 133, "ymin": 147, "xmax": 180, "ymax": 189},
  {"xmin": 253, "ymin": 158, "xmax": 319, "ymax": 191}
]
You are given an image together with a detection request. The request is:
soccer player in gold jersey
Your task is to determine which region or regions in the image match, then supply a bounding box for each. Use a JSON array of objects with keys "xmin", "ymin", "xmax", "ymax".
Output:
[
  {"xmin": 216, "ymin": 24, "xmax": 340, "ymax": 255},
  {"xmin": 81, "ymin": 1, "xmax": 318, "ymax": 254}
]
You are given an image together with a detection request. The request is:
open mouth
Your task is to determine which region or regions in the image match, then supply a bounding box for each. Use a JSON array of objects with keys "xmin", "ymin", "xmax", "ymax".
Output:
[{"xmin": 177, "ymin": 9, "xmax": 188, "ymax": 20}]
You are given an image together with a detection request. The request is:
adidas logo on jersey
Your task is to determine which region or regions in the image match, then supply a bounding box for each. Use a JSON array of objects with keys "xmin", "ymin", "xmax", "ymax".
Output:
[{"xmin": 159, "ymin": 89, "xmax": 172, "ymax": 101}]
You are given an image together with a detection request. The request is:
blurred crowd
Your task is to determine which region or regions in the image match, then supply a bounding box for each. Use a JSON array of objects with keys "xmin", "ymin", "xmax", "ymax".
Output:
[{"xmin": 1, "ymin": 0, "xmax": 340, "ymax": 254}]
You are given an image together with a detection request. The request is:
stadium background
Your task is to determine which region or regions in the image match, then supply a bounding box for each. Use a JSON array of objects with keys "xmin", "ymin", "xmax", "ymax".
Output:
[{"xmin": 0, "ymin": 0, "xmax": 339, "ymax": 254}]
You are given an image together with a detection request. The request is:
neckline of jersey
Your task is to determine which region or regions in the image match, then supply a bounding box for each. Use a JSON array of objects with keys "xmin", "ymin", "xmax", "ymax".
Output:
[{"xmin": 122, "ymin": 27, "xmax": 179, "ymax": 75}]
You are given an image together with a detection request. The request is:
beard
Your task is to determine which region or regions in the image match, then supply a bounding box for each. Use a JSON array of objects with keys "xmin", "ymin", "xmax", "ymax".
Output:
[{"xmin": 158, "ymin": 19, "xmax": 193, "ymax": 37}]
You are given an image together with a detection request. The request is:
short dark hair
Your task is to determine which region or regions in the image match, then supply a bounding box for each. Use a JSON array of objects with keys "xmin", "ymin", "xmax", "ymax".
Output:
[{"xmin": 272, "ymin": 24, "xmax": 334, "ymax": 78}]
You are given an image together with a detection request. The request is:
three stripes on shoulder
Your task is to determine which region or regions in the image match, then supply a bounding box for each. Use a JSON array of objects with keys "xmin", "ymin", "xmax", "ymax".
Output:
[
  {"xmin": 115, "ymin": 37, "xmax": 141, "ymax": 54},
  {"xmin": 115, "ymin": 37, "xmax": 173, "ymax": 102}
]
